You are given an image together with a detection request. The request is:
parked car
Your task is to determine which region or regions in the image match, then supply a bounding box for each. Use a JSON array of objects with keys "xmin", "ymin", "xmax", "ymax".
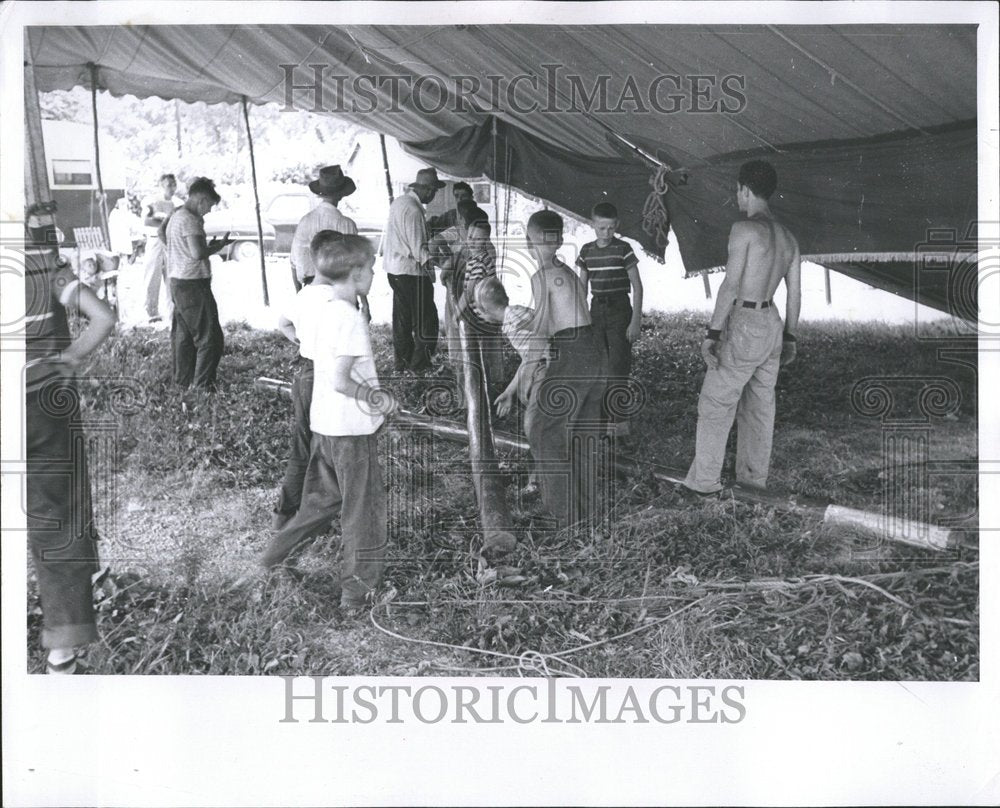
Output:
[
  {"xmin": 203, "ymin": 206, "xmax": 277, "ymax": 262},
  {"xmin": 204, "ymin": 189, "xmax": 385, "ymax": 261}
]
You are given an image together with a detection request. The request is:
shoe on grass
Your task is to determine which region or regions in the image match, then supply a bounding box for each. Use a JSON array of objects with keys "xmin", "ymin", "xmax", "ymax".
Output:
[{"xmin": 46, "ymin": 651, "xmax": 90, "ymax": 675}]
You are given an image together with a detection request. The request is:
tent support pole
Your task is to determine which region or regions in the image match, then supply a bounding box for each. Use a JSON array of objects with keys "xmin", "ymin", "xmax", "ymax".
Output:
[
  {"xmin": 88, "ymin": 64, "xmax": 111, "ymax": 246},
  {"xmin": 703, "ymin": 272, "xmax": 712, "ymax": 299},
  {"xmin": 824, "ymin": 267, "xmax": 832, "ymax": 304},
  {"xmin": 241, "ymin": 95, "xmax": 270, "ymax": 307},
  {"xmin": 253, "ymin": 376, "xmax": 962, "ymax": 553},
  {"xmin": 24, "ymin": 60, "xmax": 52, "ymax": 212},
  {"xmin": 379, "ymin": 134, "xmax": 394, "ymax": 203}
]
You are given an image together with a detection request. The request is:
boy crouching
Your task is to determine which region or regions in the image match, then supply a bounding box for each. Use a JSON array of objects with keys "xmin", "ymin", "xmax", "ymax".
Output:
[{"xmin": 260, "ymin": 232, "xmax": 398, "ymax": 609}]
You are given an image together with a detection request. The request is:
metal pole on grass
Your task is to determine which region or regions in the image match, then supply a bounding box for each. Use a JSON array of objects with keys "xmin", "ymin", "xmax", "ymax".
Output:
[{"xmin": 241, "ymin": 95, "xmax": 270, "ymax": 307}]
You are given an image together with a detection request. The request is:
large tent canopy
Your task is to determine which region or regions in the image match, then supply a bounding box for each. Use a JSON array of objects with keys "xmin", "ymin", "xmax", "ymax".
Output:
[{"xmin": 27, "ymin": 24, "xmax": 978, "ymax": 313}]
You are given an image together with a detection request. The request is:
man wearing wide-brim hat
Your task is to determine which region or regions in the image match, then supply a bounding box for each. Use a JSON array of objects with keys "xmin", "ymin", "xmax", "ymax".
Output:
[
  {"xmin": 382, "ymin": 167, "xmax": 444, "ymax": 373},
  {"xmin": 274, "ymin": 164, "xmax": 366, "ymax": 528},
  {"xmin": 290, "ymin": 165, "xmax": 360, "ymax": 292}
]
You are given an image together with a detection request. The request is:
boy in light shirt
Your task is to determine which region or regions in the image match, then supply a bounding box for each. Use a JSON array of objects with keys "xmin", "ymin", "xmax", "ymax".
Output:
[{"xmin": 261, "ymin": 233, "xmax": 397, "ymax": 610}]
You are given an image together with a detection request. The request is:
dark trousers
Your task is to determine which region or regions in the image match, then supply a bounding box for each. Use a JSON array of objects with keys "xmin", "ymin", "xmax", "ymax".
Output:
[
  {"xmin": 261, "ymin": 431, "xmax": 387, "ymax": 603},
  {"xmin": 590, "ymin": 294, "xmax": 632, "ymax": 423},
  {"xmin": 525, "ymin": 326, "xmax": 608, "ymax": 528},
  {"xmin": 275, "ymin": 359, "xmax": 314, "ymax": 517},
  {"xmin": 387, "ymin": 273, "xmax": 438, "ymax": 371},
  {"xmin": 170, "ymin": 278, "xmax": 224, "ymax": 389},
  {"xmin": 26, "ymin": 386, "xmax": 100, "ymax": 649}
]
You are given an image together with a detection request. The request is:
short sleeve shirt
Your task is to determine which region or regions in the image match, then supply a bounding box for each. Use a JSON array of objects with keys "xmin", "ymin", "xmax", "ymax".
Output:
[
  {"xmin": 310, "ymin": 299, "xmax": 385, "ymax": 437},
  {"xmin": 284, "ymin": 283, "xmax": 338, "ymax": 361},
  {"xmin": 576, "ymin": 237, "xmax": 638, "ymax": 297},
  {"xmin": 290, "ymin": 202, "xmax": 358, "ymax": 283},
  {"xmin": 165, "ymin": 207, "xmax": 211, "ymax": 280}
]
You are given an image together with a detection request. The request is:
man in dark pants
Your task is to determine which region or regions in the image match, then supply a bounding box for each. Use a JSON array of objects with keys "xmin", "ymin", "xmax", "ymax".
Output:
[
  {"xmin": 383, "ymin": 167, "xmax": 443, "ymax": 373},
  {"xmin": 164, "ymin": 177, "xmax": 232, "ymax": 389}
]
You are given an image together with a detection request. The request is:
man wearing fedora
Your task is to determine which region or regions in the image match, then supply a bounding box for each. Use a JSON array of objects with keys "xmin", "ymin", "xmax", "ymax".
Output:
[
  {"xmin": 383, "ymin": 166, "xmax": 444, "ymax": 373},
  {"xmin": 290, "ymin": 166, "xmax": 364, "ymax": 305}
]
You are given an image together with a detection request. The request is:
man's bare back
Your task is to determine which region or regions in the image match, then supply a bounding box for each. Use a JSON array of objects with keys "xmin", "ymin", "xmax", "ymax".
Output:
[
  {"xmin": 733, "ymin": 216, "xmax": 799, "ymax": 302},
  {"xmin": 530, "ymin": 258, "xmax": 591, "ymax": 335}
]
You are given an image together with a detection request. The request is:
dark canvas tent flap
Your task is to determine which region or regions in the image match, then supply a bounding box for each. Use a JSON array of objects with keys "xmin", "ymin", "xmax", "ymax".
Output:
[
  {"xmin": 665, "ymin": 121, "xmax": 978, "ymax": 273},
  {"xmin": 26, "ymin": 23, "xmax": 979, "ymax": 313},
  {"xmin": 402, "ymin": 117, "xmax": 661, "ymax": 255}
]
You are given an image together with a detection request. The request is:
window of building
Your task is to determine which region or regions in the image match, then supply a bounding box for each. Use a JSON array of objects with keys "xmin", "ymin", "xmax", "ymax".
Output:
[{"xmin": 52, "ymin": 160, "xmax": 93, "ymax": 186}]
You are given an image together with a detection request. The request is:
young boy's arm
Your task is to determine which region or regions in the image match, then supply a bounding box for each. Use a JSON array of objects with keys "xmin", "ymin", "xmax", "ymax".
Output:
[
  {"xmin": 277, "ymin": 314, "xmax": 299, "ymax": 345},
  {"xmin": 626, "ymin": 264, "xmax": 644, "ymax": 343},
  {"xmin": 52, "ymin": 264, "xmax": 117, "ymax": 373},
  {"xmin": 574, "ymin": 252, "xmax": 590, "ymax": 301},
  {"xmin": 331, "ymin": 355, "xmax": 399, "ymax": 416}
]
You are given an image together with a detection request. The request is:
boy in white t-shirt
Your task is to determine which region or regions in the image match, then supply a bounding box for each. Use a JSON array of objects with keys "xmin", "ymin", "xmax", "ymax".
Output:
[
  {"xmin": 261, "ymin": 233, "xmax": 398, "ymax": 609},
  {"xmin": 272, "ymin": 230, "xmax": 369, "ymax": 529}
]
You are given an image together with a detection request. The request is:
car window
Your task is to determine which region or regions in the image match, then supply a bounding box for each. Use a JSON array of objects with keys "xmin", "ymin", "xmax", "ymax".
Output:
[{"xmin": 267, "ymin": 194, "xmax": 312, "ymax": 220}]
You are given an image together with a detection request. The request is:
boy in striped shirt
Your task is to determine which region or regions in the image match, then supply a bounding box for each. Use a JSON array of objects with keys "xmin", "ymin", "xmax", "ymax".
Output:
[{"xmin": 576, "ymin": 202, "xmax": 644, "ymax": 438}]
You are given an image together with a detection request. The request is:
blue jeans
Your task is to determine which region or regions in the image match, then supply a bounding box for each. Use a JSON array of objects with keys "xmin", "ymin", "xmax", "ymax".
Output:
[
  {"xmin": 26, "ymin": 384, "xmax": 100, "ymax": 649},
  {"xmin": 275, "ymin": 359, "xmax": 314, "ymax": 517},
  {"xmin": 590, "ymin": 294, "xmax": 633, "ymax": 424}
]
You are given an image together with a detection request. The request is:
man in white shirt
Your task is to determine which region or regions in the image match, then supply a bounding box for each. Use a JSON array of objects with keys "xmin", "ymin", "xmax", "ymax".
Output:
[
  {"xmin": 141, "ymin": 173, "xmax": 182, "ymax": 321},
  {"xmin": 289, "ymin": 166, "xmax": 365, "ymax": 308},
  {"xmin": 383, "ymin": 167, "xmax": 444, "ymax": 373}
]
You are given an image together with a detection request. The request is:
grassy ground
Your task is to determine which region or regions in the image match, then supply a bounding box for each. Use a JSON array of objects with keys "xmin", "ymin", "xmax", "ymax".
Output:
[{"xmin": 27, "ymin": 313, "xmax": 979, "ymax": 678}]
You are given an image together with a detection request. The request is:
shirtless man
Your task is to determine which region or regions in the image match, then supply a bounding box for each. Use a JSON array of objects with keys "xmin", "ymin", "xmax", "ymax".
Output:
[
  {"xmin": 683, "ymin": 160, "xmax": 801, "ymax": 495},
  {"xmin": 523, "ymin": 210, "xmax": 608, "ymax": 527}
]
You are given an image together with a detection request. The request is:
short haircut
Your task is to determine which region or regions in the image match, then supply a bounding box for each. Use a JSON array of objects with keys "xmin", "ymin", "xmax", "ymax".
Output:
[
  {"xmin": 159, "ymin": 173, "xmax": 177, "ymax": 184},
  {"xmin": 468, "ymin": 218, "xmax": 492, "ymax": 236},
  {"xmin": 456, "ymin": 198, "xmax": 478, "ymax": 222},
  {"xmin": 463, "ymin": 206, "xmax": 491, "ymax": 234},
  {"xmin": 452, "ymin": 181, "xmax": 473, "ymax": 196},
  {"xmin": 737, "ymin": 160, "xmax": 778, "ymax": 199},
  {"xmin": 527, "ymin": 209, "xmax": 563, "ymax": 242},
  {"xmin": 187, "ymin": 177, "xmax": 220, "ymax": 204},
  {"xmin": 311, "ymin": 231, "xmax": 374, "ymax": 281},
  {"xmin": 591, "ymin": 202, "xmax": 618, "ymax": 220},
  {"xmin": 460, "ymin": 204, "xmax": 489, "ymax": 228},
  {"xmin": 477, "ymin": 277, "xmax": 509, "ymax": 310}
]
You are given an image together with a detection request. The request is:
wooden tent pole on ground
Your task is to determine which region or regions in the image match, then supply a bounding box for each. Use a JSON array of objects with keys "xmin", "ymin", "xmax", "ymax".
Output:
[
  {"xmin": 88, "ymin": 64, "xmax": 111, "ymax": 246},
  {"xmin": 240, "ymin": 95, "xmax": 270, "ymax": 307},
  {"xmin": 250, "ymin": 377, "xmax": 960, "ymax": 554}
]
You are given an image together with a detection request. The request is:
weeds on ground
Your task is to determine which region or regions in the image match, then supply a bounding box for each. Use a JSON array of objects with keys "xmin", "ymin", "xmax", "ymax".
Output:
[{"xmin": 26, "ymin": 315, "xmax": 978, "ymax": 678}]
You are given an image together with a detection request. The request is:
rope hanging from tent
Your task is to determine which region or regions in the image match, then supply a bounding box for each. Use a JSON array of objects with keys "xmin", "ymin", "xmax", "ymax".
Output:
[
  {"xmin": 641, "ymin": 165, "xmax": 671, "ymax": 251},
  {"xmin": 240, "ymin": 95, "xmax": 270, "ymax": 307},
  {"xmin": 491, "ymin": 117, "xmax": 499, "ymax": 247},
  {"xmin": 88, "ymin": 64, "xmax": 111, "ymax": 247},
  {"xmin": 500, "ymin": 134, "xmax": 513, "ymax": 271}
]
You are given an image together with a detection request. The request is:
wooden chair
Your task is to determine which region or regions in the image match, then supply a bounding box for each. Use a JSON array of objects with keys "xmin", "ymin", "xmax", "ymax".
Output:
[{"xmin": 72, "ymin": 226, "xmax": 120, "ymax": 309}]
